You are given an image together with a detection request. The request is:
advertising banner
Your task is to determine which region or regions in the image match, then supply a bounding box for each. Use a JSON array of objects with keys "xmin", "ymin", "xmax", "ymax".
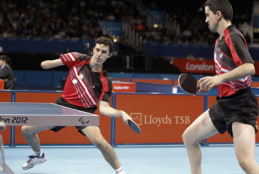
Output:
[
  {"xmin": 112, "ymin": 81, "xmax": 136, "ymax": 93},
  {"xmin": 0, "ymin": 80, "xmax": 4, "ymax": 89},
  {"xmin": 0, "ymin": 91, "xmax": 11, "ymax": 144},
  {"xmin": 115, "ymin": 94, "xmax": 204, "ymax": 144},
  {"xmin": 172, "ymin": 58, "xmax": 215, "ymax": 74},
  {"xmin": 0, "ymin": 91, "xmax": 11, "ymax": 102},
  {"xmin": 132, "ymin": 79, "xmax": 173, "ymax": 85},
  {"xmin": 254, "ymin": 62, "xmax": 259, "ymax": 75}
]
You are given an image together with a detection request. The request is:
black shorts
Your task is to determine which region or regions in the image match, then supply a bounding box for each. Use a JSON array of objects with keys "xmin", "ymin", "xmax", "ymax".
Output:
[
  {"xmin": 51, "ymin": 97, "xmax": 97, "ymax": 135},
  {"xmin": 209, "ymin": 88, "xmax": 258, "ymax": 137}
]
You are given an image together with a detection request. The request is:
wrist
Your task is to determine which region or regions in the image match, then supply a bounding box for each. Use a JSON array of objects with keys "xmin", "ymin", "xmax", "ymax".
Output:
[{"xmin": 118, "ymin": 110, "xmax": 124, "ymax": 118}]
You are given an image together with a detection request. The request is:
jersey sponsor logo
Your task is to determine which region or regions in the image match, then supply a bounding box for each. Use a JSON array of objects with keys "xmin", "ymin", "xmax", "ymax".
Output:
[
  {"xmin": 79, "ymin": 73, "xmax": 84, "ymax": 80},
  {"xmin": 219, "ymin": 53, "xmax": 223, "ymax": 59}
]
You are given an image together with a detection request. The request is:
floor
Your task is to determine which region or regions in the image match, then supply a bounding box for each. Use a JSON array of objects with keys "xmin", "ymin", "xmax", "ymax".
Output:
[{"xmin": 4, "ymin": 144, "xmax": 259, "ymax": 174}]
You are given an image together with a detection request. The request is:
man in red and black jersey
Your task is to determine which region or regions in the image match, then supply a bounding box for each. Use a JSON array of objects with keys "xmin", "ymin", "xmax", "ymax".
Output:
[
  {"xmin": 21, "ymin": 37, "xmax": 130, "ymax": 174},
  {"xmin": 183, "ymin": 0, "xmax": 259, "ymax": 174}
]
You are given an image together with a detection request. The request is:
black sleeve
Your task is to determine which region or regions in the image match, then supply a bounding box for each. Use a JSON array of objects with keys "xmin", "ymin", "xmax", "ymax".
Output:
[{"xmin": 230, "ymin": 33, "xmax": 254, "ymax": 64}]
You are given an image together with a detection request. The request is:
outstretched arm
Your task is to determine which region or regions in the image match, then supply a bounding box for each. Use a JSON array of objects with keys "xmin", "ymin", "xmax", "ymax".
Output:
[
  {"xmin": 41, "ymin": 59, "xmax": 64, "ymax": 69},
  {"xmin": 99, "ymin": 101, "xmax": 132, "ymax": 125}
]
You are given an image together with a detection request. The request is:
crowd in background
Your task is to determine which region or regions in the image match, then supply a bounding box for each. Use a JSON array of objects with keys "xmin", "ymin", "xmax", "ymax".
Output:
[
  {"xmin": 139, "ymin": 0, "xmax": 253, "ymax": 45},
  {"xmin": 0, "ymin": 0, "xmax": 253, "ymax": 45}
]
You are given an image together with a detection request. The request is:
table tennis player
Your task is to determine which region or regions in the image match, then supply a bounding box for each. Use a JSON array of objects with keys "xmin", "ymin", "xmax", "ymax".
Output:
[
  {"xmin": 182, "ymin": 0, "xmax": 259, "ymax": 173},
  {"xmin": 21, "ymin": 36, "xmax": 132, "ymax": 174}
]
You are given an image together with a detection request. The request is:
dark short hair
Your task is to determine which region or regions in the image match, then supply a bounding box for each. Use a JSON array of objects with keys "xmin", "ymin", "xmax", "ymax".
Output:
[
  {"xmin": 0, "ymin": 55, "xmax": 8, "ymax": 61},
  {"xmin": 95, "ymin": 37, "xmax": 114, "ymax": 54},
  {"xmin": 204, "ymin": 0, "xmax": 233, "ymax": 21},
  {"xmin": 0, "ymin": 55, "xmax": 11, "ymax": 65}
]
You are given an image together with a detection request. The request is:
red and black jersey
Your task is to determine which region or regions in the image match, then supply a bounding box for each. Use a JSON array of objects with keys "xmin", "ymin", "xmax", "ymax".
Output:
[
  {"xmin": 60, "ymin": 52, "xmax": 112, "ymax": 108},
  {"xmin": 214, "ymin": 25, "xmax": 254, "ymax": 98}
]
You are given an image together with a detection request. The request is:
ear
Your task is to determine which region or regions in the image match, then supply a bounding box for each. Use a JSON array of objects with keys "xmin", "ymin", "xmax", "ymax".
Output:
[
  {"xmin": 216, "ymin": 11, "xmax": 222, "ymax": 20},
  {"xmin": 107, "ymin": 52, "xmax": 113, "ymax": 58}
]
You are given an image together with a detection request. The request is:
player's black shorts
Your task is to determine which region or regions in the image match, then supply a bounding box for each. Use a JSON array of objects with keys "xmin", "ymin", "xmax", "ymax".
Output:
[
  {"xmin": 209, "ymin": 88, "xmax": 258, "ymax": 137},
  {"xmin": 51, "ymin": 97, "xmax": 97, "ymax": 136}
]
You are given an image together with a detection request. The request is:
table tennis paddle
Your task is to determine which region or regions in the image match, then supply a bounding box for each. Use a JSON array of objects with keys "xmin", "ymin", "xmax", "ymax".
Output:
[
  {"xmin": 128, "ymin": 120, "xmax": 141, "ymax": 134},
  {"xmin": 178, "ymin": 73, "xmax": 197, "ymax": 94}
]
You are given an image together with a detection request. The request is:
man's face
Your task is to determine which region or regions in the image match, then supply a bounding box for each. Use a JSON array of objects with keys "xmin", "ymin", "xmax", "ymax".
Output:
[
  {"xmin": 205, "ymin": 6, "xmax": 218, "ymax": 33},
  {"xmin": 92, "ymin": 43, "xmax": 112, "ymax": 64},
  {"xmin": 0, "ymin": 60, "xmax": 5, "ymax": 67}
]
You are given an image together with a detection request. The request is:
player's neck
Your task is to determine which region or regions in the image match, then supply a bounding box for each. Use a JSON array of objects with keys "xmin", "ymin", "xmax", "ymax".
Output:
[
  {"xmin": 90, "ymin": 62, "xmax": 102, "ymax": 72},
  {"xmin": 218, "ymin": 20, "xmax": 232, "ymax": 40}
]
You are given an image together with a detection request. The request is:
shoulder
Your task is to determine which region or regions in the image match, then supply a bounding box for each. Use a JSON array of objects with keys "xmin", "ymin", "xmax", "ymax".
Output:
[
  {"xmin": 6, "ymin": 64, "xmax": 12, "ymax": 70},
  {"xmin": 227, "ymin": 26, "xmax": 244, "ymax": 40},
  {"xmin": 224, "ymin": 28, "xmax": 246, "ymax": 46},
  {"xmin": 82, "ymin": 54, "xmax": 91, "ymax": 61},
  {"xmin": 229, "ymin": 30, "xmax": 243, "ymax": 39},
  {"xmin": 3, "ymin": 64, "xmax": 11, "ymax": 70}
]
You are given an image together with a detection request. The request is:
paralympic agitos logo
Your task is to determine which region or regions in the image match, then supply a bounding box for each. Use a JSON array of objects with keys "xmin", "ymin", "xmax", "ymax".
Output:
[{"xmin": 79, "ymin": 117, "xmax": 90, "ymax": 124}]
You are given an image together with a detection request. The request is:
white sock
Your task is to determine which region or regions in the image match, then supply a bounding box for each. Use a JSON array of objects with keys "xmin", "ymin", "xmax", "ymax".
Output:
[
  {"xmin": 34, "ymin": 149, "xmax": 43, "ymax": 157},
  {"xmin": 115, "ymin": 167, "xmax": 126, "ymax": 174}
]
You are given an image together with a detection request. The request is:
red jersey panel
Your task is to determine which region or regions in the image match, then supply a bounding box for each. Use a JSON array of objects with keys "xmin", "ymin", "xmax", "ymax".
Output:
[
  {"xmin": 214, "ymin": 25, "xmax": 254, "ymax": 98},
  {"xmin": 60, "ymin": 52, "xmax": 112, "ymax": 108}
]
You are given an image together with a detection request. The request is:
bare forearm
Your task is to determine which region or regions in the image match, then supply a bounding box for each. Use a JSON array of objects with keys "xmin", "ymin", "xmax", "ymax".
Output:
[
  {"xmin": 99, "ymin": 101, "xmax": 131, "ymax": 124},
  {"xmin": 41, "ymin": 59, "xmax": 64, "ymax": 69},
  {"xmin": 219, "ymin": 63, "xmax": 255, "ymax": 83},
  {"xmin": 100, "ymin": 106, "xmax": 123, "ymax": 118}
]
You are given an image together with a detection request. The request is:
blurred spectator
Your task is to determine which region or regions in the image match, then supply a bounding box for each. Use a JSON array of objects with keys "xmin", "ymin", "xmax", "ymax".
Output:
[
  {"xmin": 107, "ymin": 13, "xmax": 115, "ymax": 21},
  {"xmin": 0, "ymin": 55, "xmax": 15, "ymax": 89},
  {"xmin": 0, "ymin": 44, "xmax": 3, "ymax": 52},
  {"xmin": 64, "ymin": 47, "xmax": 70, "ymax": 53},
  {"xmin": 197, "ymin": 53, "xmax": 204, "ymax": 60},
  {"xmin": 0, "ymin": 0, "xmax": 252, "ymax": 47},
  {"xmin": 186, "ymin": 52, "xmax": 195, "ymax": 60},
  {"xmin": 183, "ymin": 27, "xmax": 192, "ymax": 42}
]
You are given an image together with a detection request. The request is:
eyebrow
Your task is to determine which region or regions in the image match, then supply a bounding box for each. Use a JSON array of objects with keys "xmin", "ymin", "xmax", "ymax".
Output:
[{"xmin": 96, "ymin": 48, "xmax": 108, "ymax": 52}]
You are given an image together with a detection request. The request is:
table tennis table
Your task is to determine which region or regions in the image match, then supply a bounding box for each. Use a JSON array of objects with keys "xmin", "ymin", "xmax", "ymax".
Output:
[
  {"xmin": 0, "ymin": 102, "xmax": 99, "ymax": 126},
  {"xmin": 0, "ymin": 102, "xmax": 100, "ymax": 174}
]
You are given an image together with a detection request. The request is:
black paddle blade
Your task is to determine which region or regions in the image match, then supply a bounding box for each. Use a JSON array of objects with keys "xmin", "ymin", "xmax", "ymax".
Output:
[
  {"xmin": 128, "ymin": 120, "xmax": 141, "ymax": 134},
  {"xmin": 178, "ymin": 73, "xmax": 197, "ymax": 94}
]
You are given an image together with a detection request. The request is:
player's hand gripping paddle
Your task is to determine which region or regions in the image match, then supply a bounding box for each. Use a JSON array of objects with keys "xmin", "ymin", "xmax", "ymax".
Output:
[
  {"xmin": 128, "ymin": 120, "xmax": 141, "ymax": 134},
  {"xmin": 178, "ymin": 73, "xmax": 197, "ymax": 94}
]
